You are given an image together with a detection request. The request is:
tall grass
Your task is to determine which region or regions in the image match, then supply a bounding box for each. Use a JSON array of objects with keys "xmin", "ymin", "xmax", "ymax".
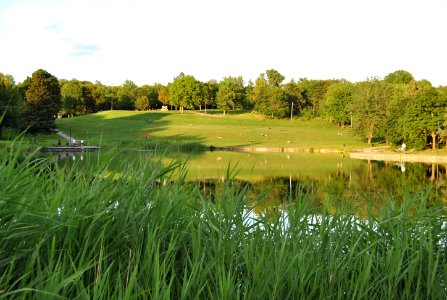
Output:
[{"xmin": 0, "ymin": 139, "xmax": 446, "ymax": 299}]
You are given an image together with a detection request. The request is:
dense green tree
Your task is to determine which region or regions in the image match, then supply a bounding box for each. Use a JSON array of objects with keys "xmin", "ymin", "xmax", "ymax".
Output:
[
  {"xmin": 202, "ymin": 80, "xmax": 218, "ymax": 112},
  {"xmin": 383, "ymin": 83, "xmax": 410, "ymax": 145},
  {"xmin": 297, "ymin": 79, "xmax": 338, "ymax": 118},
  {"xmin": 401, "ymin": 85, "xmax": 446, "ymax": 150},
  {"xmin": 22, "ymin": 69, "xmax": 61, "ymax": 133},
  {"xmin": 283, "ymin": 80, "xmax": 304, "ymax": 118},
  {"xmin": 169, "ymin": 73, "xmax": 203, "ymax": 113},
  {"xmin": 0, "ymin": 74, "xmax": 22, "ymax": 139},
  {"xmin": 324, "ymin": 81, "xmax": 354, "ymax": 127},
  {"xmin": 384, "ymin": 70, "xmax": 414, "ymax": 85},
  {"xmin": 135, "ymin": 95, "xmax": 150, "ymax": 111},
  {"xmin": 252, "ymin": 71, "xmax": 290, "ymax": 118},
  {"xmin": 60, "ymin": 80, "xmax": 82, "ymax": 116},
  {"xmin": 94, "ymin": 83, "xmax": 118, "ymax": 111},
  {"xmin": 60, "ymin": 80, "xmax": 96, "ymax": 116},
  {"xmin": 116, "ymin": 80, "xmax": 139, "ymax": 110},
  {"xmin": 216, "ymin": 76, "xmax": 245, "ymax": 115},
  {"xmin": 251, "ymin": 74, "xmax": 268, "ymax": 110},
  {"xmin": 140, "ymin": 85, "xmax": 160, "ymax": 109},
  {"xmin": 266, "ymin": 69, "xmax": 285, "ymax": 87},
  {"xmin": 350, "ymin": 78, "xmax": 392, "ymax": 144}
]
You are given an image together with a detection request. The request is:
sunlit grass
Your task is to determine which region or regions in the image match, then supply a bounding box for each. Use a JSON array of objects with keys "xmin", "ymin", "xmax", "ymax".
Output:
[
  {"xmin": 1, "ymin": 139, "xmax": 446, "ymax": 299},
  {"xmin": 56, "ymin": 110, "xmax": 366, "ymax": 150}
]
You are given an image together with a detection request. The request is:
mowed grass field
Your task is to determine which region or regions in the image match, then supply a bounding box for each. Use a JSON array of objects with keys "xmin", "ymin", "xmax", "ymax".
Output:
[{"xmin": 56, "ymin": 110, "xmax": 366, "ymax": 150}]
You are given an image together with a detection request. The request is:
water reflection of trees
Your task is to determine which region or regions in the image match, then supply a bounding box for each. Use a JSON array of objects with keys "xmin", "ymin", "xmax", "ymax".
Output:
[{"xmin": 193, "ymin": 161, "xmax": 447, "ymax": 216}]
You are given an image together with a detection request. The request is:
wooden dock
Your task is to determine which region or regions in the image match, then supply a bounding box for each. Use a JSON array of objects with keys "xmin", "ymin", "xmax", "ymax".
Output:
[
  {"xmin": 349, "ymin": 152, "xmax": 447, "ymax": 164},
  {"xmin": 42, "ymin": 146, "xmax": 100, "ymax": 153}
]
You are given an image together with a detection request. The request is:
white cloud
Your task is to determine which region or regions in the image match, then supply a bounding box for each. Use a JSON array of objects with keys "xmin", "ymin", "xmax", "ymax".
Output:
[{"xmin": 0, "ymin": 0, "xmax": 446, "ymax": 86}]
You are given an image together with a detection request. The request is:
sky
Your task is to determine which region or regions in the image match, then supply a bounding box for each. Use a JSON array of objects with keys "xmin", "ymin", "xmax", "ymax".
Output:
[{"xmin": 0, "ymin": 0, "xmax": 446, "ymax": 86}]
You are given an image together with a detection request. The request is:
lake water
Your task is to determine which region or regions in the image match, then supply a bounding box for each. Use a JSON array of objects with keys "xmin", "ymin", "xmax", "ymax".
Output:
[{"xmin": 55, "ymin": 150, "xmax": 447, "ymax": 214}]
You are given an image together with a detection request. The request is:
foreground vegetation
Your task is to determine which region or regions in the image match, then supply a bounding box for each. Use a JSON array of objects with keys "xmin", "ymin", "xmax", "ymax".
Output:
[
  {"xmin": 55, "ymin": 110, "xmax": 365, "ymax": 150},
  {"xmin": 1, "ymin": 139, "xmax": 446, "ymax": 298}
]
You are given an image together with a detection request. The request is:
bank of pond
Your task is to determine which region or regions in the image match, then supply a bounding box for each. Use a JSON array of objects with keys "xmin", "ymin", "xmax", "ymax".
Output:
[{"xmin": 1, "ymin": 145, "xmax": 446, "ymax": 298}]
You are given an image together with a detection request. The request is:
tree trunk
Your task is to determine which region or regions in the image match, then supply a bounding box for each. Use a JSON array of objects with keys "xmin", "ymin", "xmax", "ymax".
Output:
[
  {"xmin": 367, "ymin": 132, "xmax": 373, "ymax": 145},
  {"xmin": 431, "ymin": 132, "xmax": 437, "ymax": 150},
  {"xmin": 180, "ymin": 106, "xmax": 184, "ymax": 114}
]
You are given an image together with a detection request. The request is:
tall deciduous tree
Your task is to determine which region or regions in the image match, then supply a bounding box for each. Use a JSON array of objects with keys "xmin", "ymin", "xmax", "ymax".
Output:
[
  {"xmin": 22, "ymin": 69, "xmax": 61, "ymax": 133},
  {"xmin": 169, "ymin": 73, "xmax": 202, "ymax": 113},
  {"xmin": 284, "ymin": 80, "xmax": 304, "ymax": 117},
  {"xmin": 266, "ymin": 69, "xmax": 285, "ymax": 87},
  {"xmin": 384, "ymin": 70, "xmax": 414, "ymax": 85},
  {"xmin": 401, "ymin": 85, "xmax": 446, "ymax": 150},
  {"xmin": 324, "ymin": 81, "xmax": 353, "ymax": 127},
  {"xmin": 252, "ymin": 71, "xmax": 290, "ymax": 118},
  {"xmin": 202, "ymin": 80, "xmax": 218, "ymax": 112},
  {"xmin": 157, "ymin": 84, "xmax": 169, "ymax": 107},
  {"xmin": 135, "ymin": 95, "xmax": 150, "ymax": 111},
  {"xmin": 116, "ymin": 80, "xmax": 138, "ymax": 110},
  {"xmin": 216, "ymin": 76, "xmax": 245, "ymax": 115},
  {"xmin": 351, "ymin": 78, "xmax": 392, "ymax": 144},
  {"xmin": 297, "ymin": 78, "xmax": 338, "ymax": 118},
  {"xmin": 140, "ymin": 85, "xmax": 160, "ymax": 109}
]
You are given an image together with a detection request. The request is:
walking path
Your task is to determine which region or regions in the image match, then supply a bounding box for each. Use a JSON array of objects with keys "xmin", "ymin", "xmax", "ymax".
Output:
[{"xmin": 54, "ymin": 129, "xmax": 77, "ymax": 143}]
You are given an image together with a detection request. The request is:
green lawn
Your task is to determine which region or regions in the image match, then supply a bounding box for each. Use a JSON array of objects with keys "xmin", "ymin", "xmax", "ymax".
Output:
[{"xmin": 56, "ymin": 110, "xmax": 367, "ymax": 150}]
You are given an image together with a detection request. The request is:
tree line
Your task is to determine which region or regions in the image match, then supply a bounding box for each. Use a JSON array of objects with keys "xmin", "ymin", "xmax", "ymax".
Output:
[{"xmin": 1, "ymin": 68, "xmax": 446, "ymax": 150}]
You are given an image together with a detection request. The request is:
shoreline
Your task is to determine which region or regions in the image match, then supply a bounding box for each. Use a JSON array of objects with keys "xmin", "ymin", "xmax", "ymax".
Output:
[{"xmin": 210, "ymin": 146, "xmax": 447, "ymax": 163}]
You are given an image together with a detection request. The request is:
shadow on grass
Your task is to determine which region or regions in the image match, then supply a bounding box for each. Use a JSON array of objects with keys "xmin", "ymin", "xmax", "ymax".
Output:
[{"xmin": 56, "ymin": 111, "xmax": 210, "ymax": 156}]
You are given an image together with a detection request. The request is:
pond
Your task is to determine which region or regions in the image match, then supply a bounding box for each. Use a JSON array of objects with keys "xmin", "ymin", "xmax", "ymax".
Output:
[{"xmin": 54, "ymin": 150, "xmax": 447, "ymax": 214}]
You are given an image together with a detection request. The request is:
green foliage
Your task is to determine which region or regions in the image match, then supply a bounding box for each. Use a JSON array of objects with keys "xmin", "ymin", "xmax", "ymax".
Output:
[
  {"xmin": 0, "ymin": 73, "xmax": 23, "ymax": 139},
  {"xmin": 266, "ymin": 69, "xmax": 285, "ymax": 87},
  {"xmin": 383, "ymin": 83, "xmax": 409, "ymax": 145},
  {"xmin": 384, "ymin": 69, "xmax": 414, "ymax": 84},
  {"xmin": 94, "ymin": 83, "xmax": 118, "ymax": 111},
  {"xmin": 60, "ymin": 79, "xmax": 96, "ymax": 116},
  {"xmin": 116, "ymin": 80, "xmax": 139, "ymax": 110},
  {"xmin": 351, "ymin": 79, "xmax": 392, "ymax": 144},
  {"xmin": 284, "ymin": 80, "xmax": 304, "ymax": 117},
  {"xmin": 169, "ymin": 73, "xmax": 203, "ymax": 112},
  {"xmin": 297, "ymin": 78, "xmax": 339, "ymax": 117},
  {"xmin": 252, "ymin": 71, "xmax": 290, "ymax": 118},
  {"xmin": 401, "ymin": 86, "xmax": 446, "ymax": 150},
  {"xmin": 324, "ymin": 81, "xmax": 353, "ymax": 126},
  {"xmin": 22, "ymin": 69, "xmax": 61, "ymax": 133},
  {"xmin": 216, "ymin": 76, "xmax": 245, "ymax": 114},
  {"xmin": 139, "ymin": 84, "xmax": 160, "ymax": 109},
  {"xmin": 135, "ymin": 95, "xmax": 150, "ymax": 111},
  {"xmin": 202, "ymin": 80, "xmax": 218, "ymax": 110}
]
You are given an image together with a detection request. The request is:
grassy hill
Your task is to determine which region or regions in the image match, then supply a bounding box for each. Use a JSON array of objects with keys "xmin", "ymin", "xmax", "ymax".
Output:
[{"xmin": 55, "ymin": 110, "xmax": 366, "ymax": 150}]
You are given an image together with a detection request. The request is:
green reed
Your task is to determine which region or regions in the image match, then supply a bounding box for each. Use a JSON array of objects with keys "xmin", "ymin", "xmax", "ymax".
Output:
[{"xmin": 0, "ymin": 139, "xmax": 446, "ymax": 299}]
